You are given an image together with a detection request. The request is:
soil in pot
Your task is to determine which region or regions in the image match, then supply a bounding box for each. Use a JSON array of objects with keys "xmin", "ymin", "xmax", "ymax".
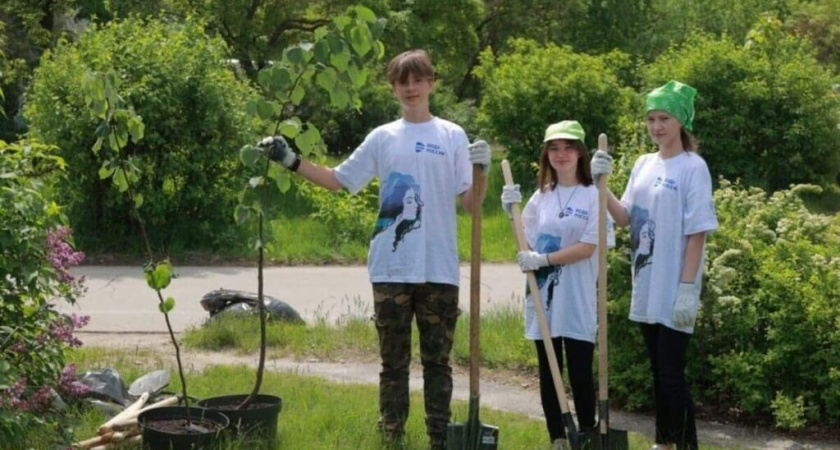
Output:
[
  {"xmin": 197, "ymin": 394, "xmax": 282, "ymax": 442},
  {"xmin": 139, "ymin": 406, "xmax": 229, "ymax": 450}
]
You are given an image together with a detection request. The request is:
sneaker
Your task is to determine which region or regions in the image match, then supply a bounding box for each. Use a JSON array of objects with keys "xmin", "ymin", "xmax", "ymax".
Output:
[{"xmin": 651, "ymin": 445, "xmax": 675, "ymax": 450}]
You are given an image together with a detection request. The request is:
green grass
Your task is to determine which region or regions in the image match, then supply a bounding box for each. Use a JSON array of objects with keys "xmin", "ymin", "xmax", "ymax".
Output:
[
  {"xmin": 184, "ymin": 303, "xmax": 536, "ymax": 372},
  {"xmin": 52, "ymin": 347, "xmax": 728, "ymax": 450}
]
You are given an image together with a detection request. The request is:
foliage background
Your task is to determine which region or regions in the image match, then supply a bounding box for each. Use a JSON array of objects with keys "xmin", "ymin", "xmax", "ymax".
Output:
[{"xmin": 24, "ymin": 18, "xmax": 259, "ymax": 253}]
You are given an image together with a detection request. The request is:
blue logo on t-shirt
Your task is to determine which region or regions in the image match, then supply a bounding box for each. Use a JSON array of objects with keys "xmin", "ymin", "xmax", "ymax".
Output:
[
  {"xmin": 653, "ymin": 176, "xmax": 678, "ymax": 192},
  {"xmin": 415, "ymin": 142, "xmax": 445, "ymax": 156}
]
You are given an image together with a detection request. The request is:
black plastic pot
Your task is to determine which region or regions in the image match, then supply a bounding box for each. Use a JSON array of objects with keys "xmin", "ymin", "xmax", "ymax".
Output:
[
  {"xmin": 196, "ymin": 394, "xmax": 282, "ymax": 442},
  {"xmin": 138, "ymin": 406, "xmax": 230, "ymax": 450}
]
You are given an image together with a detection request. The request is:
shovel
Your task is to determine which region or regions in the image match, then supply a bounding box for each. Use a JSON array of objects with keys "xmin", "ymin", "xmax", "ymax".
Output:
[
  {"xmin": 501, "ymin": 160, "xmax": 587, "ymax": 450},
  {"xmin": 446, "ymin": 165, "xmax": 500, "ymax": 450},
  {"xmin": 595, "ymin": 134, "xmax": 629, "ymax": 450}
]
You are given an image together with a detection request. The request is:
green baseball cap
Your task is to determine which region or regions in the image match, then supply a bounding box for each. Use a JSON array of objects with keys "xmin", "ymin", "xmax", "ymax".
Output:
[{"xmin": 543, "ymin": 120, "xmax": 585, "ymax": 143}]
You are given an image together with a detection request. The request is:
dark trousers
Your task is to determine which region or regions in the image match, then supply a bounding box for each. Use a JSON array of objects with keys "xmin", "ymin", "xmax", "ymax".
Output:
[
  {"xmin": 640, "ymin": 323, "xmax": 698, "ymax": 450},
  {"xmin": 534, "ymin": 336, "xmax": 596, "ymax": 441},
  {"xmin": 372, "ymin": 282, "xmax": 460, "ymax": 445}
]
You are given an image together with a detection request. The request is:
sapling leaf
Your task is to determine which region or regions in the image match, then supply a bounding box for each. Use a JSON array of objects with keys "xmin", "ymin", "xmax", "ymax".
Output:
[
  {"xmin": 353, "ymin": 5, "xmax": 377, "ymax": 21},
  {"xmin": 159, "ymin": 296, "xmax": 176, "ymax": 314},
  {"xmin": 98, "ymin": 163, "xmax": 114, "ymax": 180},
  {"xmin": 240, "ymin": 145, "xmax": 260, "ymax": 167},
  {"xmin": 145, "ymin": 261, "xmax": 174, "ymax": 291},
  {"xmin": 350, "ymin": 24, "xmax": 373, "ymax": 57},
  {"xmin": 280, "ymin": 117, "xmax": 302, "ymax": 138},
  {"xmin": 128, "ymin": 116, "xmax": 145, "ymax": 143}
]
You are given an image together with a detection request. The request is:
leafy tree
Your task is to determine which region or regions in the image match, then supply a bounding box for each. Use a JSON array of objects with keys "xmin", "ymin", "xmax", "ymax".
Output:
[
  {"xmin": 626, "ymin": 0, "xmax": 785, "ymax": 61},
  {"xmin": 170, "ymin": 0, "xmax": 383, "ymax": 80},
  {"xmin": 0, "ymin": 0, "xmax": 80, "ymax": 140},
  {"xmin": 235, "ymin": 5, "xmax": 385, "ymax": 408},
  {"xmin": 785, "ymin": 0, "xmax": 840, "ymax": 74},
  {"xmin": 643, "ymin": 21, "xmax": 840, "ymax": 191},
  {"xmin": 79, "ymin": 69, "xmax": 198, "ymax": 422},
  {"xmin": 474, "ymin": 39, "xmax": 635, "ymax": 186},
  {"xmin": 24, "ymin": 18, "xmax": 259, "ymax": 253},
  {"xmin": 383, "ymin": 0, "xmax": 482, "ymax": 91}
]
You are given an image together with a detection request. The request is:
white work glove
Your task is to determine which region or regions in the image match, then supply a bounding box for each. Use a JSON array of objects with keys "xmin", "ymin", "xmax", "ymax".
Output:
[
  {"xmin": 500, "ymin": 184, "xmax": 521, "ymax": 219},
  {"xmin": 672, "ymin": 283, "xmax": 698, "ymax": 328},
  {"xmin": 517, "ymin": 250, "xmax": 551, "ymax": 272},
  {"xmin": 468, "ymin": 140, "xmax": 492, "ymax": 176},
  {"xmin": 590, "ymin": 149, "xmax": 613, "ymax": 182}
]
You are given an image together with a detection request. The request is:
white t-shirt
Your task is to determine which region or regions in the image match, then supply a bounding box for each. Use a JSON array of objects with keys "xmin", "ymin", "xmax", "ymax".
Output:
[
  {"xmin": 620, "ymin": 151, "xmax": 719, "ymax": 333},
  {"xmin": 334, "ymin": 117, "xmax": 471, "ymax": 286},
  {"xmin": 521, "ymin": 184, "xmax": 615, "ymax": 343}
]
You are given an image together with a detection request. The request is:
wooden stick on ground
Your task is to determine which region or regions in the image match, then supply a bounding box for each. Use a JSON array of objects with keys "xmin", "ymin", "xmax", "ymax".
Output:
[
  {"xmin": 98, "ymin": 395, "xmax": 178, "ymax": 435},
  {"xmin": 97, "ymin": 392, "xmax": 149, "ymax": 435}
]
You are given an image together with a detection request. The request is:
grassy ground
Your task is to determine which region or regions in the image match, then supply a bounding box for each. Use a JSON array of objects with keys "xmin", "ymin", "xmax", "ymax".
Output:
[
  {"xmin": 183, "ymin": 303, "xmax": 536, "ymax": 371},
  {"xmin": 52, "ymin": 347, "xmax": 676, "ymax": 450},
  {"xmin": 42, "ymin": 345, "xmax": 732, "ymax": 450}
]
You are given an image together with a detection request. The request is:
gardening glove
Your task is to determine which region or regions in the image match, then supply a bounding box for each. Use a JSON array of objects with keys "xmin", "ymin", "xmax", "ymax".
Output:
[
  {"xmin": 500, "ymin": 184, "xmax": 522, "ymax": 219},
  {"xmin": 468, "ymin": 139, "xmax": 492, "ymax": 176},
  {"xmin": 590, "ymin": 149, "xmax": 613, "ymax": 182},
  {"xmin": 672, "ymin": 282, "xmax": 698, "ymax": 328},
  {"xmin": 517, "ymin": 250, "xmax": 551, "ymax": 272},
  {"xmin": 258, "ymin": 136, "xmax": 300, "ymax": 171}
]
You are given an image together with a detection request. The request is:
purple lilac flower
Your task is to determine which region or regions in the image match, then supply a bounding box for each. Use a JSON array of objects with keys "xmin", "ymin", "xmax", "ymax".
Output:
[
  {"xmin": 27, "ymin": 386, "xmax": 52, "ymax": 412},
  {"xmin": 0, "ymin": 378, "xmax": 28, "ymax": 411},
  {"xmin": 46, "ymin": 226, "xmax": 85, "ymax": 284},
  {"xmin": 57, "ymin": 364, "xmax": 91, "ymax": 398}
]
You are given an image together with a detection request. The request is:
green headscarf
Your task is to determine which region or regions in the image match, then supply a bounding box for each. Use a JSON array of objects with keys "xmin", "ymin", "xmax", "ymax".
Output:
[{"xmin": 644, "ymin": 80, "xmax": 697, "ymax": 131}]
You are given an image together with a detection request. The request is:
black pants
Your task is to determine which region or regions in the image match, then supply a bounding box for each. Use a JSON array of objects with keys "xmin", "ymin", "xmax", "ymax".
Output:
[
  {"xmin": 640, "ymin": 323, "xmax": 698, "ymax": 450},
  {"xmin": 534, "ymin": 336, "xmax": 596, "ymax": 441}
]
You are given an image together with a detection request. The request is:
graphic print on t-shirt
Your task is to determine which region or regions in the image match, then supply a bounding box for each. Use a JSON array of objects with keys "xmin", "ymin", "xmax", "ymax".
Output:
[
  {"xmin": 629, "ymin": 205, "xmax": 655, "ymax": 279},
  {"xmin": 372, "ymin": 172, "xmax": 424, "ymax": 252},
  {"xmin": 524, "ymin": 233, "xmax": 563, "ymax": 310}
]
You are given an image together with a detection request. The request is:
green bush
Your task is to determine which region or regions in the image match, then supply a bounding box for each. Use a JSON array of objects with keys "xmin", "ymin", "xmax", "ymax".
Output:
[
  {"xmin": 607, "ymin": 178, "xmax": 840, "ymax": 428},
  {"xmin": 0, "ymin": 139, "xmax": 89, "ymax": 446},
  {"xmin": 643, "ymin": 21, "xmax": 840, "ymax": 191},
  {"xmin": 474, "ymin": 39, "xmax": 635, "ymax": 187},
  {"xmin": 24, "ymin": 18, "xmax": 260, "ymax": 254}
]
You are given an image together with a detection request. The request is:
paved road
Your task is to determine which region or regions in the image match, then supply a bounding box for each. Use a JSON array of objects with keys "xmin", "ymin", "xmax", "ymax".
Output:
[{"xmin": 62, "ymin": 264, "xmax": 526, "ymax": 332}]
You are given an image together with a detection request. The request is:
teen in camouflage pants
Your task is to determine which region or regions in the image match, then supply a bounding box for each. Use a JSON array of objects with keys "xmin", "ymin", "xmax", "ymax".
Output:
[{"xmin": 373, "ymin": 282, "xmax": 460, "ymax": 447}]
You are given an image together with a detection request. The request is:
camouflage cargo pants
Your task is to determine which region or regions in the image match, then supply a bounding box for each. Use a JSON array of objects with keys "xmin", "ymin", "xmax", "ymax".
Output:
[{"xmin": 372, "ymin": 282, "xmax": 460, "ymax": 447}]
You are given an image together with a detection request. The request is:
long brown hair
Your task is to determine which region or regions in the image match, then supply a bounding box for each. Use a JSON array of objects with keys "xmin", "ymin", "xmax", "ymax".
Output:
[
  {"xmin": 681, "ymin": 128, "xmax": 700, "ymax": 153},
  {"xmin": 537, "ymin": 139, "xmax": 593, "ymax": 192}
]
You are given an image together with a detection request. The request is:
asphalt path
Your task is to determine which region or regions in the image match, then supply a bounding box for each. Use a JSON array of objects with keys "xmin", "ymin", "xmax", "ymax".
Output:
[{"xmin": 61, "ymin": 264, "xmax": 526, "ymax": 332}]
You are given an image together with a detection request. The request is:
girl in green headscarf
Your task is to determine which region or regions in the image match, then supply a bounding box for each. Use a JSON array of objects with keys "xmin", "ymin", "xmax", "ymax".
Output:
[{"xmin": 589, "ymin": 81, "xmax": 719, "ymax": 450}]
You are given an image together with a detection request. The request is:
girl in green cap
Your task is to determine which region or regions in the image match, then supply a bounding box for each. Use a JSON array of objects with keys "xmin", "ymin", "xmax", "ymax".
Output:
[
  {"xmin": 590, "ymin": 81, "xmax": 718, "ymax": 450},
  {"xmin": 502, "ymin": 120, "xmax": 614, "ymax": 450}
]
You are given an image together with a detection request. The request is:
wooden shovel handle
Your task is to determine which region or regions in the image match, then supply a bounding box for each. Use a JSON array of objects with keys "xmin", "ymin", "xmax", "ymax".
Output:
[
  {"xmin": 597, "ymin": 133, "xmax": 611, "ymax": 433},
  {"xmin": 501, "ymin": 160, "xmax": 572, "ymax": 415},
  {"xmin": 470, "ymin": 164, "xmax": 484, "ymax": 398}
]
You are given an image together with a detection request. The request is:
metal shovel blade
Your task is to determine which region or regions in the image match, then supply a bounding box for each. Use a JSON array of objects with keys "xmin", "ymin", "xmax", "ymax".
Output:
[
  {"xmin": 446, "ymin": 398, "xmax": 499, "ymax": 450},
  {"xmin": 597, "ymin": 401, "xmax": 629, "ymax": 450}
]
